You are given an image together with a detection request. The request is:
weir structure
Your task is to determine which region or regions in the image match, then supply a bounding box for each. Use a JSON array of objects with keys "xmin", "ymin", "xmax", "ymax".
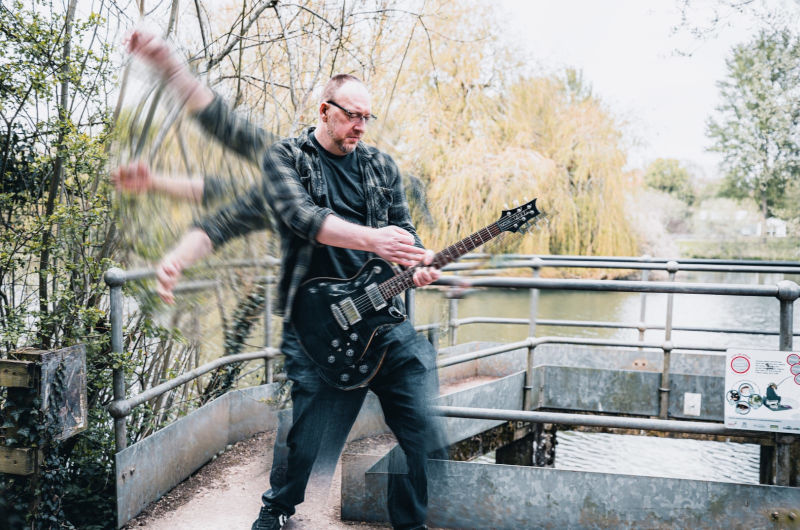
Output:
[{"xmin": 104, "ymin": 255, "xmax": 800, "ymax": 528}]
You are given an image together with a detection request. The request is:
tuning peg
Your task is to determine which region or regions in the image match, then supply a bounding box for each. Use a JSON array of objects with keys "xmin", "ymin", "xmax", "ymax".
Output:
[
  {"xmin": 513, "ymin": 199, "xmax": 520, "ymax": 206},
  {"xmin": 503, "ymin": 203, "xmax": 509, "ymax": 210}
]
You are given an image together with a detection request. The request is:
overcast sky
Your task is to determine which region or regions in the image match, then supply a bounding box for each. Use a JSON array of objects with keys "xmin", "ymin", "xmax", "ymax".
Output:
[{"xmin": 496, "ymin": 0, "xmax": 791, "ymax": 179}]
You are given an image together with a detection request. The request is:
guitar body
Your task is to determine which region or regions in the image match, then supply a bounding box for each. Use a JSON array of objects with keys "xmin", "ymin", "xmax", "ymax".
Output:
[
  {"xmin": 292, "ymin": 257, "xmax": 406, "ymax": 390},
  {"xmin": 290, "ymin": 197, "xmax": 541, "ymax": 390}
]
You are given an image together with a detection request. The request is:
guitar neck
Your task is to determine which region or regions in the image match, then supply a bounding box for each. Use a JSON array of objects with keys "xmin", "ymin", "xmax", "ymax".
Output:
[{"xmin": 380, "ymin": 222, "xmax": 502, "ymax": 299}]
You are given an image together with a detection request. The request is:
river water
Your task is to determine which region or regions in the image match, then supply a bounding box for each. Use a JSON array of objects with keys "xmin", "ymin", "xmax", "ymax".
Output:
[{"xmin": 415, "ymin": 270, "xmax": 799, "ymax": 484}]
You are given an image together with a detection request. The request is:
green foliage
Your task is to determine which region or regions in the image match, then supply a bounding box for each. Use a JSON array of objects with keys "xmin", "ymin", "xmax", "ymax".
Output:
[
  {"xmin": 707, "ymin": 27, "xmax": 800, "ymax": 218},
  {"xmin": 0, "ymin": 1, "xmax": 124, "ymax": 527},
  {"xmin": 643, "ymin": 158, "xmax": 696, "ymax": 205}
]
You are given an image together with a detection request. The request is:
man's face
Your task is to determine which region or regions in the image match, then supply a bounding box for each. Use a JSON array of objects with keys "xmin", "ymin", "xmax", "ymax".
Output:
[{"xmin": 322, "ymin": 82, "xmax": 371, "ymax": 155}]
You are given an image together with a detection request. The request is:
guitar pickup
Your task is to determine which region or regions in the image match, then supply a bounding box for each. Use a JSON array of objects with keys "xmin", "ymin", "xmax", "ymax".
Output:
[
  {"xmin": 365, "ymin": 283, "xmax": 387, "ymax": 311},
  {"xmin": 340, "ymin": 297, "xmax": 362, "ymax": 326}
]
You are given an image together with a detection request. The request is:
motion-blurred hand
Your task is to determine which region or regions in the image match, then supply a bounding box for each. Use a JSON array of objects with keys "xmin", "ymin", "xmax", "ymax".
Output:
[
  {"xmin": 111, "ymin": 161, "xmax": 152, "ymax": 194},
  {"xmin": 155, "ymin": 253, "xmax": 183, "ymax": 305},
  {"xmin": 124, "ymin": 30, "xmax": 181, "ymax": 78}
]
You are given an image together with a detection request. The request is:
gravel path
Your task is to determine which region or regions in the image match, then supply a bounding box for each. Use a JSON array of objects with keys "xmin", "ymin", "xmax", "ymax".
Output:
[{"xmin": 124, "ymin": 431, "xmax": 391, "ymax": 530}]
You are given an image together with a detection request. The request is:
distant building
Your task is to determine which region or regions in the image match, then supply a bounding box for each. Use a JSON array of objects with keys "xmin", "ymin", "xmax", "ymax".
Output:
[{"xmin": 766, "ymin": 217, "xmax": 787, "ymax": 238}]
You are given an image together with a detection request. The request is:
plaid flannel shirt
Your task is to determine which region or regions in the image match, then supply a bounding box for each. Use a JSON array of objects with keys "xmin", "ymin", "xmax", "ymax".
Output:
[{"xmin": 193, "ymin": 95, "xmax": 422, "ymax": 321}]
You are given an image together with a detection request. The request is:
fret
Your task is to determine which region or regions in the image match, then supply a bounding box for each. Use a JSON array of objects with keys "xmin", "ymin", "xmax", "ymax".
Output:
[{"xmin": 378, "ymin": 220, "xmax": 512, "ymax": 298}]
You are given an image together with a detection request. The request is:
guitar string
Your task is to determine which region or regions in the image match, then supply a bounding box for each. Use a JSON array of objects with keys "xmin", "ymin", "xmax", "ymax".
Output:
[
  {"xmin": 345, "ymin": 207, "xmax": 537, "ymax": 315},
  {"xmin": 333, "ymin": 208, "xmax": 537, "ymax": 375}
]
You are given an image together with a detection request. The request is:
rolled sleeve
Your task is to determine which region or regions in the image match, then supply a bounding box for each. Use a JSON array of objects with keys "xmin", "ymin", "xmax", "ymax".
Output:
[
  {"xmin": 194, "ymin": 181, "xmax": 273, "ymax": 248},
  {"xmin": 261, "ymin": 141, "xmax": 332, "ymax": 244}
]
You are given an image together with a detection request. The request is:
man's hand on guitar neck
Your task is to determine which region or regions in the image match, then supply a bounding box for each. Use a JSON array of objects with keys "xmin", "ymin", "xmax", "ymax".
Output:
[{"xmin": 412, "ymin": 249, "xmax": 440, "ymax": 288}]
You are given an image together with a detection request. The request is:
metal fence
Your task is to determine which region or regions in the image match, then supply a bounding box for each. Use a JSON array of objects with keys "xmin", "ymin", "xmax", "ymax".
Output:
[{"xmin": 104, "ymin": 255, "xmax": 800, "ymax": 483}]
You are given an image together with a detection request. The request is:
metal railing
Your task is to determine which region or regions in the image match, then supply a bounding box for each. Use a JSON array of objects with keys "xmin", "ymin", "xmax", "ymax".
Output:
[{"xmin": 104, "ymin": 254, "xmax": 800, "ymax": 484}]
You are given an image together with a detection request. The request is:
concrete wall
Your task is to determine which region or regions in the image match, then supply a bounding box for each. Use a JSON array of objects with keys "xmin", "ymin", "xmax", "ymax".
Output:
[
  {"xmin": 361, "ymin": 458, "xmax": 800, "ymax": 528},
  {"xmin": 115, "ymin": 383, "xmax": 284, "ymax": 527}
]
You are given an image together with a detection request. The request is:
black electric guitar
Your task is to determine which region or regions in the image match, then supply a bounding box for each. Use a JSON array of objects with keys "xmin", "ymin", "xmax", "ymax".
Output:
[{"xmin": 292, "ymin": 198, "xmax": 541, "ymax": 389}]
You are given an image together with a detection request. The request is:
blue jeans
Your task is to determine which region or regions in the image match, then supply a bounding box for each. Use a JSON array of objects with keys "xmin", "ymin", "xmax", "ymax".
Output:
[{"xmin": 262, "ymin": 320, "xmax": 444, "ymax": 529}]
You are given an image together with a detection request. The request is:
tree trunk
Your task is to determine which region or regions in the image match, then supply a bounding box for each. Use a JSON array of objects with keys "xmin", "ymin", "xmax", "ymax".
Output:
[{"xmin": 37, "ymin": 0, "xmax": 78, "ymax": 348}]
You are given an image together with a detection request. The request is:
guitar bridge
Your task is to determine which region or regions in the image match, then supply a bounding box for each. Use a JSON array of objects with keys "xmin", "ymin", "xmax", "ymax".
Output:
[{"xmin": 330, "ymin": 304, "xmax": 348, "ymax": 330}]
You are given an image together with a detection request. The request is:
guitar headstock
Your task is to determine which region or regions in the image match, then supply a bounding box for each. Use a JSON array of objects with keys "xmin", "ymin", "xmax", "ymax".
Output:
[{"xmin": 497, "ymin": 198, "xmax": 541, "ymax": 233}]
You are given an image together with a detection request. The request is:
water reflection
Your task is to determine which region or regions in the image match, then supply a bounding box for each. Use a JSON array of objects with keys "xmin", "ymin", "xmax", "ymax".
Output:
[{"xmin": 417, "ymin": 270, "xmax": 798, "ymax": 350}]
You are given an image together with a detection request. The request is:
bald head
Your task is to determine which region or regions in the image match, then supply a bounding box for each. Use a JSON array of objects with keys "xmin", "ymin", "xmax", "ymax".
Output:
[{"xmin": 321, "ymin": 74, "xmax": 365, "ymax": 103}]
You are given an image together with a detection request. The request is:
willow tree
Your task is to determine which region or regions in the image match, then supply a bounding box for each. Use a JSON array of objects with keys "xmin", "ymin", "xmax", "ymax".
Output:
[{"xmin": 360, "ymin": 2, "xmax": 639, "ymax": 260}]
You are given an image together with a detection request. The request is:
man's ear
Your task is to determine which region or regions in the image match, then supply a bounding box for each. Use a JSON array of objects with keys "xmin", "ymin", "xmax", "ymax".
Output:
[{"xmin": 319, "ymin": 102, "xmax": 328, "ymax": 121}]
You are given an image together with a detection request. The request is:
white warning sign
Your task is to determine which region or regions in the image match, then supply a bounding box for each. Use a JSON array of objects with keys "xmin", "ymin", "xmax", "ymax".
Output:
[{"xmin": 725, "ymin": 349, "xmax": 800, "ymax": 433}]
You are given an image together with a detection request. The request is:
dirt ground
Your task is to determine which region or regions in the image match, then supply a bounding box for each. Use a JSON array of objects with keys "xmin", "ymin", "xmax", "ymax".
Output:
[
  {"xmin": 124, "ymin": 430, "xmax": 393, "ymax": 530},
  {"xmin": 123, "ymin": 377, "xmax": 499, "ymax": 530}
]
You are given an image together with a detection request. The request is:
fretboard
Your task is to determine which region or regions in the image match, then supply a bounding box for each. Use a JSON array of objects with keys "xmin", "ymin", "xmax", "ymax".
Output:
[{"xmin": 379, "ymin": 222, "xmax": 502, "ymax": 299}]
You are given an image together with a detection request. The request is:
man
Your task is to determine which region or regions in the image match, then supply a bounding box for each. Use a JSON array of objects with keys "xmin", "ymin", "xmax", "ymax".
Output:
[{"xmin": 125, "ymin": 32, "xmax": 444, "ymax": 530}]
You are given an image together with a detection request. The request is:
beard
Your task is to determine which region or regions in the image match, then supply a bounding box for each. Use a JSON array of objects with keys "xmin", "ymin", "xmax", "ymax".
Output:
[{"xmin": 326, "ymin": 121, "xmax": 358, "ymax": 154}]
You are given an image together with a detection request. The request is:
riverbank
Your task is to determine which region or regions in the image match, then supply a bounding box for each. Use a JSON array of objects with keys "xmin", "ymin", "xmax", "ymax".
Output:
[{"xmin": 677, "ymin": 236, "xmax": 800, "ymax": 261}]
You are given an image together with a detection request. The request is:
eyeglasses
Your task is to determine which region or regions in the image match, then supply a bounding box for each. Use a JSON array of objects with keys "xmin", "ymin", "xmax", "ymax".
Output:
[{"xmin": 325, "ymin": 100, "xmax": 378, "ymax": 124}]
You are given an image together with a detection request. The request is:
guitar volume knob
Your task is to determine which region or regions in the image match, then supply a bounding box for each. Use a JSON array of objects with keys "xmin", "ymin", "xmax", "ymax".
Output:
[
  {"xmin": 327, "ymin": 355, "xmax": 336, "ymax": 364},
  {"xmin": 340, "ymin": 373, "xmax": 350, "ymax": 383},
  {"xmin": 349, "ymin": 333, "xmax": 358, "ymax": 341},
  {"xmin": 346, "ymin": 349, "xmax": 354, "ymax": 357},
  {"xmin": 358, "ymin": 364, "xmax": 369, "ymax": 374},
  {"xmin": 331, "ymin": 339, "xmax": 340, "ymax": 348}
]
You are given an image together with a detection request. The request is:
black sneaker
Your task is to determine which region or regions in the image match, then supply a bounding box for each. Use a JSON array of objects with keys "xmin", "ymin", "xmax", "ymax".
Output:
[{"xmin": 251, "ymin": 505, "xmax": 289, "ymax": 530}]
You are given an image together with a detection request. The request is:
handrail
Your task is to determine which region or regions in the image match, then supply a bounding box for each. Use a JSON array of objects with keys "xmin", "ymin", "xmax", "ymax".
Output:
[
  {"xmin": 451, "ymin": 316, "xmax": 799, "ymax": 337},
  {"xmin": 107, "ymin": 348, "xmax": 280, "ymax": 420},
  {"xmin": 461, "ymin": 253, "xmax": 800, "ymax": 267},
  {"xmin": 436, "ymin": 335, "xmax": 724, "ymax": 369},
  {"xmin": 445, "ymin": 259, "xmax": 800, "ymax": 274},
  {"xmin": 433, "ymin": 405, "xmax": 750, "ymax": 437},
  {"xmin": 104, "ymin": 255, "xmax": 800, "ymax": 485},
  {"xmin": 433, "ymin": 275, "xmax": 799, "ymax": 298}
]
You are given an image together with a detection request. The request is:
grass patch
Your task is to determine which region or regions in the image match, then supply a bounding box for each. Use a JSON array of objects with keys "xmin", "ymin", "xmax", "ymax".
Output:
[{"xmin": 677, "ymin": 237, "xmax": 800, "ymax": 260}]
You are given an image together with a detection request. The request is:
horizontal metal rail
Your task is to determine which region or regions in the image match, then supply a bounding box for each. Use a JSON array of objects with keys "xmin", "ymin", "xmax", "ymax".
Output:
[
  {"xmin": 107, "ymin": 347, "xmax": 280, "ymax": 419},
  {"xmin": 452, "ymin": 316, "xmax": 799, "ymax": 337},
  {"xmin": 462, "ymin": 253, "xmax": 800, "ymax": 267},
  {"xmin": 105, "ymin": 257, "xmax": 280, "ymax": 284},
  {"xmin": 445, "ymin": 258, "xmax": 800, "ymax": 274},
  {"xmin": 436, "ymin": 336, "xmax": 726, "ymax": 369},
  {"xmin": 433, "ymin": 405, "xmax": 748, "ymax": 436},
  {"xmin": 433, "ymin": 276, "xmax": 799, "ymax": 299}
]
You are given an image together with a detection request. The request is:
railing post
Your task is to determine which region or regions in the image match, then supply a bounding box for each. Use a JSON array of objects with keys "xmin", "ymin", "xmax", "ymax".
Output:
[
  {"xmin": 529, "ymin": 258, "xmax": 542, "ymax": 338},
  {"xmin": 104, "ymin": 267, "xmax": 128, "ymax": 453},
  {"xmin": 524, "ymin": 341, "xmax": 537, "ymax": 411},
  {"xmin": 448, "ymin": 292, "xmax": 459, "ymax": 347},
  {"xmin": 774, "ymin": 280, "xmax": 800, "ymax": 485},
  {"xmin": 406, "ymin": 288, "xmax": 415, "ymax": 327},
  {"xmin": 264, "ymin": 275, "xmax": 273, "ymax": 384},
  {"xmin": 524, "ymin": 259, "xmax": 542, "ymax": 412},
  {"xmin": 638, "ymin": 255, "xmax": 651, "ymax": 344},
  {"xmin": 427, "ymin": 326, "xmax": 439, "ymax": 353},
  {"xmin": 658, "ymin": 260, "xmax": 679, "ymax": 419}
]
